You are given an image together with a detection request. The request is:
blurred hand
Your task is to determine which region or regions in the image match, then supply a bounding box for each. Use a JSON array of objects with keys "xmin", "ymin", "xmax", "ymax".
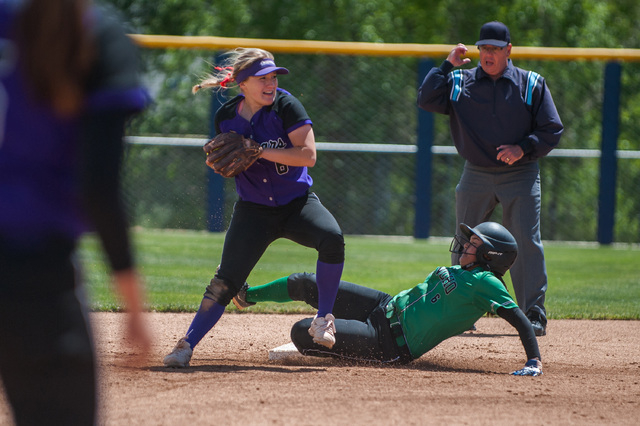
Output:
[{"xmin": 113, "ymin": 269, "xmax": 152, "ymax": 359}]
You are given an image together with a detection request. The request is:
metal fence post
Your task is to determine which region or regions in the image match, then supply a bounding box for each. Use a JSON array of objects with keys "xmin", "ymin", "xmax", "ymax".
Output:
[
  {"xmin": 414, "ymin": 58, "xmax": 435, "ymax": 239},
  {"xmin": 207, "ymin": 53, "xmax": 226, "ymax": 232},
  {"xmin": 597, "ymin": 62, "xmax": 621, "ymax": 244}
]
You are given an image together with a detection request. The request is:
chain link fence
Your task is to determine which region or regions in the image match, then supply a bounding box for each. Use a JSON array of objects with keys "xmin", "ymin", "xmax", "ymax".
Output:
[{"xmin": 122, "ymin": 48, "xmax": 640, "ymax": 243}]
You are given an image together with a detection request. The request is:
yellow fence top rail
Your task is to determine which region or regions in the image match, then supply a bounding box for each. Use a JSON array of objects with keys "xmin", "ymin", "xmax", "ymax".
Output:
[{"xmin": 130, "ymin": 34, "xmax": 640, "ymax": 62}]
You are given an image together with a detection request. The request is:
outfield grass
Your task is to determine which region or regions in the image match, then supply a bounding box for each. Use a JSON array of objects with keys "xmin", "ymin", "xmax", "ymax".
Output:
[{"xmin": 80, "ymin": 228, "xmax": 640, "ymax": 319}]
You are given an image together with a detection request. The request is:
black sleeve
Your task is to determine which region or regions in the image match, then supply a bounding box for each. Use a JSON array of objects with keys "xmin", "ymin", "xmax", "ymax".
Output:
[
  {"xmin": 496, "ymin": 307, "xmax": 541, "ymax": 361},
  {"xmin": 273, "ymin": 91, "xmax": 311, "ymax": 131},
  {"xmin": 214, "ymin": 95, "xmax": 244, "ymax": 135},
  {"xmin": 85, "ymin": 6, "xmax": 142, "ymax": 95},
  {"xmin": 76, "ymin": 7, "xmax": 147, "ymax": 272},
  {"xmin": 78, "ymin": 110, "xmax": 134, "ymax": 272},
  {"xmin": 416, "ymin": 62, "xmax": 452, "ymax": 115}
]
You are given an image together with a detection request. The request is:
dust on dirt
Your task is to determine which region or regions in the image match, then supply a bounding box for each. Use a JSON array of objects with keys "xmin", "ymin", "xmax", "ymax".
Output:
[{"xmin": 1, "ymin": 313, "xmax": 639, "ymax": 425}]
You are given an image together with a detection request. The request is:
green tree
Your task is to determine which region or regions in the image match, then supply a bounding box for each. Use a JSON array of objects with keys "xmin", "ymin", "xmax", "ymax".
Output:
[{"xmin": 103, "ymin": 0, "xmax": 640, "ymax": 241}]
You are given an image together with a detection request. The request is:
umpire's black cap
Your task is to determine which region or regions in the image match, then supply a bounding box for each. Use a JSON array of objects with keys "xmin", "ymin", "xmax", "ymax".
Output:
[{"xmin": 475, "ymin": 21, "xmax": 511, "ymax": 47}]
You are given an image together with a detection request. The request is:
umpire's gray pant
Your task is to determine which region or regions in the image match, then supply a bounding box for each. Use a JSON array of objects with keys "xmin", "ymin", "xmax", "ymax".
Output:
[{"xmin": 451, "ymin": 161, "xmax": 547, "ymax": 320}]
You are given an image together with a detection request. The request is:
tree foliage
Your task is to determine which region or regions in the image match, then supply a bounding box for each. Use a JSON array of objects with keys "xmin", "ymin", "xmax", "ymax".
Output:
[{"xmin": 101, "ymin": 0, "xmax": 640, "ymax": 241}]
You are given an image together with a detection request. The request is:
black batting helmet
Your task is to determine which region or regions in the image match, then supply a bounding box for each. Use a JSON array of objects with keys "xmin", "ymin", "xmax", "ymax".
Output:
[{"xmin": 452, "ymin": 222, "xmax": 518, "ymax": 276}]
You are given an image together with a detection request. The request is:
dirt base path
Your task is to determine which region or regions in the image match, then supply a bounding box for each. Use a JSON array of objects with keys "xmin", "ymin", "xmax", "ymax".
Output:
[{"xmin": 1, "ymin": 313, "xmax": 639, "ymax": 425}]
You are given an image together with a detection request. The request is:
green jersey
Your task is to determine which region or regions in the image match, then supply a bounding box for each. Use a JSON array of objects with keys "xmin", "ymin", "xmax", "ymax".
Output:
[{"xmin": 386, "ymin": 265, "xmax": 518, "ymax": 359}]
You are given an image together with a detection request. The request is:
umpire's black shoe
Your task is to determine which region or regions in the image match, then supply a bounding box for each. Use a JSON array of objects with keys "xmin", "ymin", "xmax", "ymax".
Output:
[{"xmin": 527, "ymin": 312, "xmax": 547, "ymax": 337}]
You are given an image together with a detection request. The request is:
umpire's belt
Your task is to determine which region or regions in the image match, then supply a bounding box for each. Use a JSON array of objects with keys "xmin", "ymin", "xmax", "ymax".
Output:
[{"xmin": 385, "ymin": 302, "xmax": 413, "ymax": 364}]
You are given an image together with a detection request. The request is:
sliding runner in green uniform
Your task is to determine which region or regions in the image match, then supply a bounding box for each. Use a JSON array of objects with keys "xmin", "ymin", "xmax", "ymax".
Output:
[{"xmin": 233, "ymin": 222, "xmax": 542, "ymax": 376}]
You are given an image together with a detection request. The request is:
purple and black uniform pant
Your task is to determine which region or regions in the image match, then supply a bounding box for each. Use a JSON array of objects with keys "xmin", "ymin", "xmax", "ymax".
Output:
[
  {"xmin": 213, "ymin": 192, "xmax": 345, "ymax": 305},
  {"xmin": 0, "ymin": 237, "xmax": 96, "ymax": 425}
]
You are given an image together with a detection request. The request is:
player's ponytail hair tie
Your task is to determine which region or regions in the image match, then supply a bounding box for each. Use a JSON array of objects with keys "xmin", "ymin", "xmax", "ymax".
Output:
[
  {"xmin": 192, "ymin": 66, "xmax": 235, "ymax": 94},
  {"xmin": 216, "ymin": 66, "xmax": 235, "ymax": 88}
]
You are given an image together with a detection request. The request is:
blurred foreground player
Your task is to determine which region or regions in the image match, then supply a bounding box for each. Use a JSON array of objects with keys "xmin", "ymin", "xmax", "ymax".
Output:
[{"xmin": 0, "ymin": 0, "xmax": 151, "ymax": 424}]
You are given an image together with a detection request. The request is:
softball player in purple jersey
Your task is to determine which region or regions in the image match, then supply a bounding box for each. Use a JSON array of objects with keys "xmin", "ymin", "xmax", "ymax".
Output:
[
  {"xmin": 0, "ymin": 0, "xmax": 150, "ymax": 424},
  {"xmin": 164, "ymin": 48, "xmax": 345, "ymax": 367}
]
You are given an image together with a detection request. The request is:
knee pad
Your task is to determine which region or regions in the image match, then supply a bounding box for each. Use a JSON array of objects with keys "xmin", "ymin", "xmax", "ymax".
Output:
[
  {"xmin": 287, "ymin": 272, "xmax": 319, "ymax": 302},
  {"xmin": 204, "ymin": 277, "xmax": 235, "ymax": 306},
  {"xmin": 318, "ymin": 232, "xmax": 345, "ymax": 264}
]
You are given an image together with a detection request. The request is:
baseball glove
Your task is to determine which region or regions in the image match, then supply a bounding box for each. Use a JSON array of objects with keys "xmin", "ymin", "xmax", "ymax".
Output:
[{"xmin": 203, "ymin": 132, "xmax": 263, "ymax": 178}]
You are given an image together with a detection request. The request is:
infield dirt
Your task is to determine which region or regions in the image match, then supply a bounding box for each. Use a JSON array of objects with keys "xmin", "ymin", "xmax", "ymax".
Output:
[{"xmin": 1, "ymin": 313, "xmax": 639, "ymax": 425}]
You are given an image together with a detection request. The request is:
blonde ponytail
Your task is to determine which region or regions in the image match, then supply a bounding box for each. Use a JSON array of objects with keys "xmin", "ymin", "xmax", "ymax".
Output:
[{"xmin": 192, "ymin": 48, "xmax": 274, "ymax": 95}]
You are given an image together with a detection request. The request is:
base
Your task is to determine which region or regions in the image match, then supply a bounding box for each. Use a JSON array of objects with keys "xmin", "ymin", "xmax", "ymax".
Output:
[{"xmin": 268, "ymin": 342, "xmax": 302, "ymax": 361}]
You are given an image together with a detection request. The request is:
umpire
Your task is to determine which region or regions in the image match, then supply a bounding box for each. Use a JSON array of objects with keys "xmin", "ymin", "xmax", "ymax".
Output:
[{"xmin": 417, "ymin": 21, "xmax": 563, "ymax": 336}]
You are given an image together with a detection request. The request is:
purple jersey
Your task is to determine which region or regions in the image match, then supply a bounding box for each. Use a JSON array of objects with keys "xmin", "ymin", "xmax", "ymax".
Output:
[
  {"xmin": 214, "ymin": 88, "xmax": 314, "ymax": 206},
  {"xmin": 0, "ymin": 3, "xmax": 148, "ymax": 248}
]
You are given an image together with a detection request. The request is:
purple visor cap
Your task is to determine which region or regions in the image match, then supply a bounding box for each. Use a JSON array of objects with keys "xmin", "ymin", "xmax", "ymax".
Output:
[{"xmin": 235, "ymin": 59, "xmax": 289, "ymax": 83}]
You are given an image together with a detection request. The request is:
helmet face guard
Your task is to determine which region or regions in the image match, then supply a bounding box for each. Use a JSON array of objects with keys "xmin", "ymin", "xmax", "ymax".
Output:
[
  {"xmin": 452, "ymin": 222, "xmax": 518, "ymax": 276},
  {"xmin": 449, "ymin": 234, "xmax": 472, "ymax": 256}
]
